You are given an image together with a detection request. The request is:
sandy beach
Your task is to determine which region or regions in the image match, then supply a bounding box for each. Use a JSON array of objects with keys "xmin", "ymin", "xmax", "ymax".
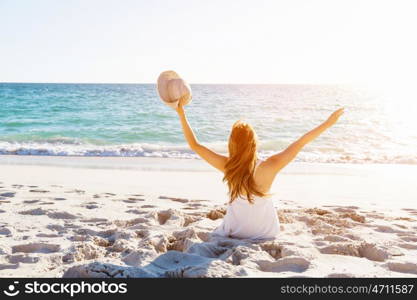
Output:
[{"xmin": 0, "ymin": 155, "xmax": 416, "ymax": 278}]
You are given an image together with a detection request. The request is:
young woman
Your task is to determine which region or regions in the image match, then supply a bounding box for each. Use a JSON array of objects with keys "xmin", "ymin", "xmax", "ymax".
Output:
[{"xmin": 176, "ymin": 102, "xmax": 344, "ymax": 240}]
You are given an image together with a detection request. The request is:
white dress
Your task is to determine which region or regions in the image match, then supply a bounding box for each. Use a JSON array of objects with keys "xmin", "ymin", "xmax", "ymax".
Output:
[{"xmin": 213, "ymin": 160, "xmax": 280, "ymax": 240}]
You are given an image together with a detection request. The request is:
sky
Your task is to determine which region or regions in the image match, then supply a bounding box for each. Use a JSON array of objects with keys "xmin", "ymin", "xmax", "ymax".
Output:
[{"xmin": 0, "ymin": 0, "xmax": 416, "ymax": 84}]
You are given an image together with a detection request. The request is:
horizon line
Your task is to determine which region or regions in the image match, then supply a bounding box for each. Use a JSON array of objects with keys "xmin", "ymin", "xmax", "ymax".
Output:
[{"xmin": 0, "ymin": 81, "xmax": 355, "ymax": 86}]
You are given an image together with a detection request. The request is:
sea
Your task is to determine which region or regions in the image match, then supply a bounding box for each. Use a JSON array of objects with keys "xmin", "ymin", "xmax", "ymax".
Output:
[{"xmin": 0, "ymin": 83, "xmax": 416, "ymax": 164}]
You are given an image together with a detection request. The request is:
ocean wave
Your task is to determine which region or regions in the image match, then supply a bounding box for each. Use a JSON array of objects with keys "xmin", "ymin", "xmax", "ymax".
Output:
[
  {"xmin": 0, "ymin": 141, "xmax": 199, "ymax": 158},
  {"xmin": 0, "ymin": 141, "xmax": 416, "ymax": 165}
]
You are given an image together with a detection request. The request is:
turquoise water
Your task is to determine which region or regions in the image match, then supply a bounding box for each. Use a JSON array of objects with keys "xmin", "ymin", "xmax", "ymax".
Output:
[{"xmin": 0, "ymin": 83, "xmax": 416, "ymax": 164}]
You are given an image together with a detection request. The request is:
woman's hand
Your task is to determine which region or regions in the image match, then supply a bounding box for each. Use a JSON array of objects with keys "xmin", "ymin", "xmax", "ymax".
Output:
[
  {"xmin": 175, "ymin": 102, "xmax": 184, "ymax": 114},
  {"xmin": 325, "ymin": 108, "xmax": 344, "ymax": 127}
]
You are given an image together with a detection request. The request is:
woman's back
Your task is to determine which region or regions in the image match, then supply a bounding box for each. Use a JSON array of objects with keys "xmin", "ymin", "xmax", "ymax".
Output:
[{"xmin": 213, "ymin": 159, "xmax": 280, "ymax": 240}]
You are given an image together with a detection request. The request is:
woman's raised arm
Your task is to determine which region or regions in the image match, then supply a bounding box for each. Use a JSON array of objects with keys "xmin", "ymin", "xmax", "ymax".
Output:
[
  {"xmin": 264, "ymin": 108, "xmax": 344, "ymax": 174},
  {"xmin": 176, "ymin": 104, "xmax": 228, "ymax": 172}
]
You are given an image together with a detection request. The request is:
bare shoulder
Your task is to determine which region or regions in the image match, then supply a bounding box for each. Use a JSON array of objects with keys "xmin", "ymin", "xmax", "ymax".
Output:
[
  {"xmin": 259, "ymin": 154, "xmax": 285, "ymax": 170},
  {"xmin": 259, "ymin": 151, "xmax": 289, "ymax": 174},
  {"xmin": 254, "ymin": 157, "xmax": 282, "ymax": 192}
]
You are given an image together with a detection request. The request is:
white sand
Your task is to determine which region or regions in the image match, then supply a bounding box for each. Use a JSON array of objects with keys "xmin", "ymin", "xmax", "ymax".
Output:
[{"xmin": 0, "ymin": 155, "xmax": 416, "ymax": 277}]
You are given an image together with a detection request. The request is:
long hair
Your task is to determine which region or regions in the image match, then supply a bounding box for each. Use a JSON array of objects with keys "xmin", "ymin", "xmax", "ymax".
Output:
[{"xmin": 222, "ymin": 120, "xmax": 268, "ymax": 203}]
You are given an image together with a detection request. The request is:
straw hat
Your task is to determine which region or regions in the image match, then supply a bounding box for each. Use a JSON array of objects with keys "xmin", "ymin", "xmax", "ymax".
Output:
[{"xmin": 157, "ymin": 70, "xmax": 192, "ymax": 108}]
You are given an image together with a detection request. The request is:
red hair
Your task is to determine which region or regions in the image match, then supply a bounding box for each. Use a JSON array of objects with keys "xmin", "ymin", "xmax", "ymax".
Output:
[{"xmin": 222, "ymin": 121, "xmax": 267, "ymax": 203}]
